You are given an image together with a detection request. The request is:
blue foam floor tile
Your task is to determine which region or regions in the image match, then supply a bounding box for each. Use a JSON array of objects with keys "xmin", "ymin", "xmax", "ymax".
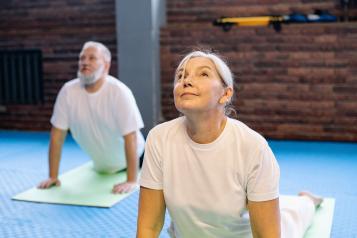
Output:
[{"xmin": 0, "ymin": 131, "xmax": 356, "ymax": 237}]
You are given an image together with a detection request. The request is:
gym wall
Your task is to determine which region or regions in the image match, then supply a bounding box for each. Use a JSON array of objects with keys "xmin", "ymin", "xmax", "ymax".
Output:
[
  {"xmin": 160, "ymin": 0, "xmax": 357, "ymax": 141},
  {"xmin": 0, "ymin": 0, "xmax": 356, "ymax": 141},
  {"xmin": 0, "ymin": 0, "xmax": 117, "ymax": 131}
]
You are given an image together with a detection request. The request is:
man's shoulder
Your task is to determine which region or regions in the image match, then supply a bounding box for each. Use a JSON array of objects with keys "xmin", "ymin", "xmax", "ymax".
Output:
[
  {"xmin": 103, "ymin": 76, "xmax": 135, "ymax": 102},
  {"xmin": 105, "ymin": 75, "xmax": 132, "ymax": 92},
  {"xmin": 62, "ymin": 78, "xmax": 81, "ymax": 90},
  {"xmin": 57, "ymin": 78, "xmax": 81, "ymax": 97}
]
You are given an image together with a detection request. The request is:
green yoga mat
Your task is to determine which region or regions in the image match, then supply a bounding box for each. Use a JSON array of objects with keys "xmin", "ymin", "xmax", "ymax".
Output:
[
  {"xmin": 304, "ymin": 197, "xmax": 335, "ymax": 238},
  {"xmin": 12, "ymin": 162, "xmax": 136, "ymax": 208}
]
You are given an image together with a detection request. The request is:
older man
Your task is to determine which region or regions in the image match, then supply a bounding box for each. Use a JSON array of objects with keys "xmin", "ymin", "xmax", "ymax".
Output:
[{"xmin": 38, "ymin": 41, "xmax": 145, "ymax": 193}]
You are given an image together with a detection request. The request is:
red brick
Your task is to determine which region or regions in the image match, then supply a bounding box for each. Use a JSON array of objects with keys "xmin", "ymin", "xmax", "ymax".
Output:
[{"xmin": 0, "ymin": 0, "xmax": 117, "ymax": 131}]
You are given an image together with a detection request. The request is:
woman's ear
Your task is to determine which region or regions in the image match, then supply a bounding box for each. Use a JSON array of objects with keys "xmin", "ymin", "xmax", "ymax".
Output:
[{"xmin": 219, "ymin": 87, "xmax": 233, "ymax": 104}]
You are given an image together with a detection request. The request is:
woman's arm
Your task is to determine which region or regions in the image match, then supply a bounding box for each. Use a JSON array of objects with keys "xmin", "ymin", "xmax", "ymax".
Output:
[
  {"xmin": 247, "ymin": 198, "xmax": 281, "ymax": 238},
  {"xmin": 137, "ymin": 186, "xmax": 166, "ymax": 238}
]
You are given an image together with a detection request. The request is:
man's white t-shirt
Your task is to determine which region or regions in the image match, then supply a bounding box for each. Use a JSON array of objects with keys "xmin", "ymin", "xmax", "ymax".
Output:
[
  {"xmin": 140, "ymin": 117, "xmax": 280, "ymax": 238},
  {"xmin": 51, "ymin": 75, "xmax": 145, "ymax": 173}
]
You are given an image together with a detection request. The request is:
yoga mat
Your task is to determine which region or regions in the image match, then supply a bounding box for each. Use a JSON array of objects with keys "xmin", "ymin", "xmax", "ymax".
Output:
[
  {"xmin": 304, "ymin": 197, "xmax": 335, "ymax": 238},
  {"xmin": 12, "ymin": 162, "xmax": 137, "ymax": 208}
]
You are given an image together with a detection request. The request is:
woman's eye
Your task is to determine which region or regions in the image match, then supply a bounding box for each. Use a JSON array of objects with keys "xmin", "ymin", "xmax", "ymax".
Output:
[{"xmin": 201, "ymin": 72, "xmax": 208, "ymax": 77}]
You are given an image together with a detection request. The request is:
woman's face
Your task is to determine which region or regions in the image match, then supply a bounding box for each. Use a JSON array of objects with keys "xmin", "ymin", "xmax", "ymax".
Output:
[{"xmin": 173, "ymin": 57, "xmax": 229, "ymax": 115}]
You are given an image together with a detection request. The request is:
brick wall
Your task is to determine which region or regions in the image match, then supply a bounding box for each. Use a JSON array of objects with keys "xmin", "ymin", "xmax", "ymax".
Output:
[
  {"xmin": 1, "ymin": 1, "xmax": 356, "ymax": 141},
  {"xmin": 161, "ymin": 0, "xmax": 357, "ymax": 141},
  {"xmin": 0, "ymin": 0, "xmax": 117, "ymax": 131}
]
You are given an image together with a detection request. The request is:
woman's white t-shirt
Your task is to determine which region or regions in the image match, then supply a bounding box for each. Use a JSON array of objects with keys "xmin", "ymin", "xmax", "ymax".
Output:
[{"xmin": 140, "ymin": 117, "xmax": 280, "ymax": 238}]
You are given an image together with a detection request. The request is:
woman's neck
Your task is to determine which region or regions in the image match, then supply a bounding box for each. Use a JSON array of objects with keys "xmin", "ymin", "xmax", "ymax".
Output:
[{"xmin": 185, "ymin": 111, "xmax": 227, "ymax": 144}]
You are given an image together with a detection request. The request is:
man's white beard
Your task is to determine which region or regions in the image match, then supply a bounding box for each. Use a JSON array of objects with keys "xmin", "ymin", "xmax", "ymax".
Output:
[{"xmin": 78, "ymin": 64, "xmax": 105, "ymax": 86}]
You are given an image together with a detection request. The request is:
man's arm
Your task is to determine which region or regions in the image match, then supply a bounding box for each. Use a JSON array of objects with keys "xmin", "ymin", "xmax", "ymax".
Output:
[
  {"xmin": 38, "ymin": 126, "xmax": 67, "ymax": 189},
  {"xmin": 137, "ymin": 187, "xmax": 166, "ymax": 238},
  {"xmin": 248, "ymin": 198, "xmax": 281, "ymax": 238},
  {"xmin": 112, "ymin": 131, "xmax": 138, "ymax": 193}
]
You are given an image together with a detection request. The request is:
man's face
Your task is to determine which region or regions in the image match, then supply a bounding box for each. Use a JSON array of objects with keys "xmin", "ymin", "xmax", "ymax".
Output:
[{"xmin": 78, "ymin": 47, "xmax": 105, "ymax": 76}]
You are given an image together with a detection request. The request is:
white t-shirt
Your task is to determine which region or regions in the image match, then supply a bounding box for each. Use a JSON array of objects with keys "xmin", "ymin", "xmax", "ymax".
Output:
[
  {"xmin": 140, "ymin": 117, "xmax": 280, "ymax": 238},
  {"xmin": 51, "ymin": 75, "xmax": 145, "ymax": 173}
]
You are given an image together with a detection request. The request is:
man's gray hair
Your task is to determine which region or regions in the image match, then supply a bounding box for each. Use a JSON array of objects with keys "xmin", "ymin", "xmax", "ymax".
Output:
[{"xmin": 81, "ymin": 41, "xmax": 111, "ymax": 63}]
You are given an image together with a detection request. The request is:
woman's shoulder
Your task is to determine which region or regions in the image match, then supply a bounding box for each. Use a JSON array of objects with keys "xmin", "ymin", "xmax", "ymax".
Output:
[
  {"xmin": 151, "ymin": 117, "xmax": 184, "ymax": 133},
  {"xmin": 149, "ymin": 117, "xmax": 185, "ymax": 137},
  {"xmin": 228, "ymin": 118, "xmax": 268, "ymax": 147}
]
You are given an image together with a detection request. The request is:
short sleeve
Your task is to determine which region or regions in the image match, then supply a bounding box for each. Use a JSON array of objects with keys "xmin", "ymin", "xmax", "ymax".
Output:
[
  {"xmin": 139, "ymin": 130, "xmax": 163, "ymax": 190},
  {"xmin": 115, "ymin": 88, "xmax": 144, "ymax": 136},
  {"xmin": 50, "ymin": 85, "xmax": 69, "ymax": 130},
  {"xmin": 246, "ymin": 143, "xmax": 280, "ymax": 202}
]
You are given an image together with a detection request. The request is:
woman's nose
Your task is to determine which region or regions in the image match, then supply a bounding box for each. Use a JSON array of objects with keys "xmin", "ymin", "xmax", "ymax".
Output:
[{"xmin": 183, "ymin": 75, "xmax": 193, "ymax": 87}]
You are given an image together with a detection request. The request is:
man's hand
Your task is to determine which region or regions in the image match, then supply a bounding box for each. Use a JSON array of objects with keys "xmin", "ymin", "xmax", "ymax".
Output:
[
  {"xmin": 112, "ymin": 181, "xmax": 138, "ymax": 194},
  {"xmin": 38, "ymin": 178, "xmax": 61, "ymax": 189}
]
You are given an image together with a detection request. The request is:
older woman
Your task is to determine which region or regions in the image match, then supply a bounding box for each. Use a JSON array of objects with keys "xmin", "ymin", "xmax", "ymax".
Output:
[{"xmin": 137, "ymin": 51, "xmax": 322, "ymax": 238}]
